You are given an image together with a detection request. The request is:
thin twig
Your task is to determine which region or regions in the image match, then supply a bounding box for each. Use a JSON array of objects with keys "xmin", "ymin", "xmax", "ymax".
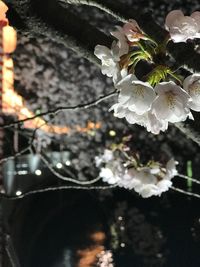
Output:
[
  {"xmin": 59, "ymin": 0, "xmax": 127, "ymax": 22},
  {"xmin": 177, "ymin": 173, "xmax": 200, "ymax": 185},
  {"xmin": 0, "ymin": 184, "xmax": 117, "ymax": 200},
  {"xmin": 171, "ymin": 186, "xmax": 200, "ymax": 199},
  {"xmin": 1, "ymin": 90, "xmax": 117, "ymax": 128},
  {"xmin": 40, "ymin": 152, "xmax": 101, "ymax": 185}
]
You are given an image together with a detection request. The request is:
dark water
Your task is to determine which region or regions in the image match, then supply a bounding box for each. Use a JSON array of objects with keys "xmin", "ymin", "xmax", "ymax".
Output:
[{"xmin": 4, "ymin": 187, "xmax": 200, "ymax": 267}]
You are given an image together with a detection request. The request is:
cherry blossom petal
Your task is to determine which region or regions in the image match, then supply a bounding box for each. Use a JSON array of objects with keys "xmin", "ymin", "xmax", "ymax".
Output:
[
  {"xmin": 191, "ymin": 11, "xmax": 200, "ymax": 36},
  {"xmin": 125, "ymin": 111, "xmax": 147, "ymax": 125},
  {"xmin": 126, "ymin": 81, "xmax": 156, "ymax": 115},
  {"xmin": 146, "ymin": 112, "xmax": 168, "ymax": 135},
  {"xmin": 111, "ymin": 26, "xmax": 129, "ymax": 57},
  {"xmin": 94, "ymin": 45, "xmax": 111, "ymax": 60},
  {"xmin": 183, "ymin": 74, "xmax": 200, "ymax": 111},
  {"xmin": 109, "ymin": 103, "xmax": 127, "ymax": 118},
  {"xmin": 122, "ymin": 19, "xmax": 145, "ymax": 42},
  {"xmin": 165, "ymin": 10, "xmax": 200, "ymax": 42},
  {"xmin": 116, "ymin": 74, "xmax": 137, "ymax": 91},
  {"xmin": 94, "ymin": 44, "xmax": 120, "ymax": 78},
  {"xmin": 165, "ymin": 10, "xmax": 184, "ymax": 30},
  {"xmin": 138, "ymin": 184, "xmax": 159, "ymax": 198},
  {"xmin": 157, "ymin": 180, "xmax": 172, "ymax": 195},
  {"xmin": 165, "ymin": 158, "xmax": 178, "ymax": 179},
  {"xmin": 95, "ymin": 149, "xmax": 114, "ymax": 167},
  {"xmin": 152, "ymin": 82, "xmax": 191, "ymax": 123}
]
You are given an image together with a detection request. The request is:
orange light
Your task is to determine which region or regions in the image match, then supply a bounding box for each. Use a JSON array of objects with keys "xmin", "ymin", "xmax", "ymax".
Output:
[
  {"xmin": 3, "ymin": 26, "xmax": 17, "ymax": 53},
  {"xmin": 0, "ymin": 8, "xmax": 102, "ymax": 136},
  {"xmin": 77, "ymin": 246, "xmax": 104, "ymax": 267},
  {"xmin": 0, "ymin": 1, "xmax": 8, "ymax": 22},
  {"xmin": 90, "ymin": 231, "xmax": 106, "ymax": 244}
]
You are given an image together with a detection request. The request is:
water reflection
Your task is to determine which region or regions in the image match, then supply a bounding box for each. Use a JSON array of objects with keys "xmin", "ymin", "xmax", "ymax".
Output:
[
  {"xmin": 4, "ymin": 187, "xmax": 200, "ymax": 266},
  {"xmin": 76, "ymin": 231, "xmax": 105, "ymax": 267}
]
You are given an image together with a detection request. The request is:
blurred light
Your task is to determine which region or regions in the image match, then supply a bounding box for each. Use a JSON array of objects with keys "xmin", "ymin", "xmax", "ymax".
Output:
[
  {"xmin": 35, "ymin": 169, "xmax": 42, "ymax": 176},
  {"xmin": 89, "ymin": 130, "xmax": 96, "ymax": 136},
  {"xmin": 17, "ymin": 170, "xmax": 28, "ymax": 175},
  {"xmin": 21, "ymin": 163, "xmax": 28, "ymax": 167},
  {"xmin": 65, "ymin": 160, "xmax": 71, "ymax": 166},
  {"xmin": 118, "ymin": 216, "xmax": 123, "ymax": 221},
  {"xmin": 56, "ymin": 162, "xmax": 63, "ymax": 169},
  {"xmin": 3, "ymin": 25, "xmax": 17, "ymax": 53},
  {"xmin": 120, "ymin": 243, "xmax": 125, "ymax": 248},
  {"xmin": 16, "ymin": 190, "xmax": 22, "ymax": 196},
  {"xmin": 109, "ymin": 130, "xmax": 116, "ymax": 137}
]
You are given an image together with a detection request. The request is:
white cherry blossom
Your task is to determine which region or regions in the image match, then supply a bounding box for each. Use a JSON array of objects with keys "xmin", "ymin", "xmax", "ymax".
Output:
[
  {"xmin": 109, "ymin": 102, "xmax": 148, "ymax": 126},
  {"xmin": 116, "ymin": 74, "xmax": 156, "ymax": 115},
  {"xmin": 94, "ymin": 42, "xmax": 120, "ymax": 79},
  {"xmin": 95, "ymin": 149, "xmax": 114, "ymax": 167},
  {"xmin": 111, "ymin": 26, "xmax": 129, "ymax": 57},
  {"xmin": 113, "ymin": 68, "xmax": 128, "ymax": 85},
  {"xmin": 146, "ymin": 112, "xmax": 168, "ymax": 135},
  {"xmin": 183, "ymin": 73, "xmax": 200, "ymax": 111},
  {"xmin": 132, "ymin": 167, "xmax": 160, "ymax": 198},
  {"xmin": 110, "ymin": 103, "xmax": 168, "ymax": 135},
  {"xmin": 191, "ymin": 11, "xmax": 200, "ymax": 37},
  {"xmin": 117, "ymin": 165, "xmax": 175, "ymax": 198},
  {"xmin": 117, "ymin": 168, "xmax": 142, "ymax": 190},
  {"xmin": 99, "ymin": 160, "xmax": 125, "ymax": 185},
  {"xmin": 119, "ymin": 158, "xmax": 177, "ymax": 198},
  {"xmin": 122, "ymin": 19, "xmax": 147, "ymax": 42},
  {"xmin": 165, "ymin": 10, "xmax": 200, "ymax": 42},
  {"xmin": 165, "ymin": 158, "xmax": 178, "ymax": 179},
  {"xmin": 152, "ymin": 81, "xmax": 191, "ymax": 123},
  {"xmin": 96, "ymin": 149, "xmax": 178, "ymax": 198},
  {"xmin": 156, "ymin": 179, "xmax": 172, "ymax": 195}
]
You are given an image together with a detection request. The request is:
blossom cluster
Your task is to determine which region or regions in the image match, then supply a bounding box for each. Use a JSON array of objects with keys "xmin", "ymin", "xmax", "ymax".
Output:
[
  {"xmin": 94, "ymin": 12, "xmax": 200, "ymax": 134},
  {"xmin": 165, "ymin": 10, "xmax": 200, "ymax": 43},
  {"xmin": 97, "ymin": 250, "xmax": 114, "ymax": 267},
  {"xmin": 95, "ymin": 149, "xmax": 177, "ymax": 198}
]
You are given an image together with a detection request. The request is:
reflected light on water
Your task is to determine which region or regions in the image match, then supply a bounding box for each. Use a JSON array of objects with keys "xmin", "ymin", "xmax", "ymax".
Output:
[
  {"xmin": 76, "ymin": 231, "xmax": 109, "ymax": 267},
  {"xmin": 77, "ymin": 245, "xmax": 104, "ymax": 267},
  {"xmin": 15, "ymin": 190, "xmax": 22, "ymax": 196},
  {"xmin": 35, "ymin": 169, "xmax": 42, "ymax": 176}
]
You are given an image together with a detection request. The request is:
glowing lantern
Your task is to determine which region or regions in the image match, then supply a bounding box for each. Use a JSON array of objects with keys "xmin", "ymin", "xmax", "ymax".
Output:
[
  {"xmin": 0, "ymin": 3, "xmax": 101, "ymax": 135},
  {"xmin": 0, "ymin": 1, "xmax": 8, "ymax": 20},
  {"xmin": 0, "ymin": 0, "xmax": 8, "ymax": 27},
  {"xmin": 3, "ymin": 26, "xmax": 17, "ymax": 53}
]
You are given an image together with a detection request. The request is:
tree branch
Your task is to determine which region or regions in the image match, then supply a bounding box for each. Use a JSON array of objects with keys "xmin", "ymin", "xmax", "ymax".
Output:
[
  {"xmin": 0, "ymin": 184, "xmax": 117, "ymax": 200},
  {"xmin": 175, "ymin": 122, "xmax": 200, "ymax": 147},
  {"xmin": 59, "ymin": 0, "xmax": 167, "ymax": 42},
  {"xmin": 1, "ymin": 90, "xmax": 117, "ymax": 128},
  {"xmin": 6, "ymin": 0, "xmax": 113, "ymax": 66},
  {"xmin": 39, "ymin": 151, "xmax": 101, "ymax": 185},
  {"xmin": 171, "ymin": 186, "xmax": 200, "ymax": 199},
  {"xmin": 60, "ymin": 0, "xmax": 200, "ymax": 72},
  {"xmin": 4, "ymin": 0, "xmax": 200, "ymax": 145}
]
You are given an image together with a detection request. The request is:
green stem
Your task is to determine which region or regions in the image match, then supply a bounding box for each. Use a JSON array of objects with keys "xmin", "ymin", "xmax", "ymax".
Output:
[
  {"xmin": 144, "ymin": 35, "xmax": 158, "ymax": 46},
  {"xmin": 168, "ymin": 71, "xmax": 183, "ymax": 85}
]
